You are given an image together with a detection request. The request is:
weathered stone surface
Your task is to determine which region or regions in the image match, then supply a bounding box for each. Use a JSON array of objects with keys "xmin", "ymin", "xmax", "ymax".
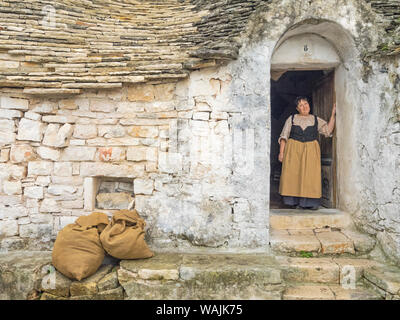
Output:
[
  {"xmin": 40, "ymin": 268, "xmax": 72, "ymax": 298},
  {"xmin": 0, "ymin": 97, "xmax": 28, "ymax": 110},
  {"xmin": 27, "ymin": 161, "xmax": 53, "ymax": 176},
  {"xmin": 128, "ymin": 126, "xmax": 158, "ymax": 138},
  {"xmin": 270, "ymin": 233, "xmax": 321, "ymax": 253},
  {"xmin": 0, "ymin": 220, "xmax": 18, "ymax": 237},
  {"xmin": 133, "ymin": 178, "xmax": 154, "ymax": 195},
  {"xmin": 53, "ymin": 162, "xmax": 73, "ymax": 177},
  {"xmin": 341, "ymin": 229, "xmax": 376, "ymax": 253},
  {"xmin": 36, "ymin": 146, "xmax": 60, "ymax": 161},
  {"xmin": 73, "ymin": 124, "xmax": 97, "ymax": 139},
  {"xmin": 16, "ymin": 119, "xmax": 45, "ymax": 142},
  {"xmin": 0, "ymin": 109, "xmax": 23, "ymax": 119},
  {"xmin": 0, "ymin": 148, "xmax": 10, "ymax": 162},
  {"xmin": 24, "ymin": 186, "xmax": 44, "ymax": 199},
  {"xmin": 283, "ymin": 285, "xmax": 335, "ymax": 300},
  {"xmin": 90, "ymin": 99, "xmax": 115, "ymax": 113},
  {"xmin": 19, "ymin": 223, "xmax": 52, "ymax": 239},
  {"xmin": 10, "ymin": 144, "xmax": 36, "ymax": 163},
  {"xmin": 42, "ymin": 124, "xmax": 74, "ymax": 148},
  {"xmin": 126, "ymin": 146, "xmax": 157, "ymax": 162},
  {"xmin": 316, "ymin": 232, "xmax": 355, "ymax": 254},
  {"xmin": 333, "ymin": 258, "xmax": 382, "ymax": 283},
  {"xmin": 69, "ymin": 265, "xmax": 113, "ymax": 297},
  {"xmin": 3, "ymin": 180, "xmax": 22, "ymax": 195},
  {"xmin": 96, "ymin": 192, "xmax": 133, "ymax": 210},
  {"xmin": 97, "ymin": 147, "xmax": 126, "ymax": 162},
  {"xmin": 80, "ymin": 162, "xmax": 145, "ymax": 178},
  {"xmin": 127, "ymin": 84, "xmax": 155, "ymax": 102},
  {"xmin": 40, "ymin": 198, "xmax": 61, "ymax": 213},
  {"xmin": 364, "ymin": 266, "xmax": 400, "ymax": 295},
  {"xmin": 61, "ymin": 146, "xmax": 96, "ymax": 161},
  {"xmin": 97, "ymin": 271, "xmax": 119, "ymax": 292},
  {"xmin": 330, "ymin": 285, "xmax": 382, "ymax": 300},
  {"xmin": 47, "ymin": 184, "xmax": 77, "ymax": 196},
  {"xmin": 278, "ymin": 257, "xmax": 340, "ymax": 283}
]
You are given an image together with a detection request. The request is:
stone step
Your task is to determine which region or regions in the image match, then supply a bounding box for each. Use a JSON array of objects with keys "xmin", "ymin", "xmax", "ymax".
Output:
[
  {"xmin": 282, "ymin": 284, "xmax": 383, "ymax": 300},
  {"xmin": 270, "ymin": 209, "xmax": 353, "ymax": 230},
  {"xmin": 2, "ymin": 251, "xmax": 397, "ymax": 300},
  {"xmin": 269, "ymin": 228, "xmax": 376, "ymax": 256},
  {"xmin": 276, "ymin": 256, "xmax": 382, "ymax": 284}
]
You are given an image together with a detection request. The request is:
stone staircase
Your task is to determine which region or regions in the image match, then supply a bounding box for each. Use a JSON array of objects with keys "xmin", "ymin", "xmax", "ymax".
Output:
[
  {"xmin": 269, "ymin": 209, "xmax": 376, "ymax": 257},
  {"xmin": 1, "ymin": 250, "xmax": 399, "ymax": 300}
]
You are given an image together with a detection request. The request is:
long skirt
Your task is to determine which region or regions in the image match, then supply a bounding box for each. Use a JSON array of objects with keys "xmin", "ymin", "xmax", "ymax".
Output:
[{"xmin": 279, "ymin": 138, "xmax": 322, "ymax": 200}]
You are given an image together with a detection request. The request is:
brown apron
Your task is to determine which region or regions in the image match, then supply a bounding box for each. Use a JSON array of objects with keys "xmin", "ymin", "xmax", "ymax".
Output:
[{"xmin": 279, "ymin": 115, "xmax": 322, "ymax": 199}]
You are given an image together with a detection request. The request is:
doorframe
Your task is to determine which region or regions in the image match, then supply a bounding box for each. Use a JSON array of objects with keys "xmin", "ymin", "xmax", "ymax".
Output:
[{"xmin": 269, "ymin": 67, "xmax": 339, "ymax": 210}]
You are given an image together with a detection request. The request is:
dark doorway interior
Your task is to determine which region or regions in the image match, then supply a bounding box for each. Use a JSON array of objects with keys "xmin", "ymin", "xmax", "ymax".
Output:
[{"xmin": 270, "ymin": 70, "xmax": 335, "ymax": 209}]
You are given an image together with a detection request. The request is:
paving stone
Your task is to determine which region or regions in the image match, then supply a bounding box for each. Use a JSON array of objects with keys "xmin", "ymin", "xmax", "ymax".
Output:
[
  {"xmin": 341, "ymin": 229, "xmax": 376, "ymax": 253},
  {"xmin": 316, "ymin": 231, "xmax": 355, "ymax": 254},
  {"xmin": 333, "ymin": 258, "xmax": 382, "ymax": 283},
  {"xmin": 69, "ymin": 265, "xmax": 114, "ymax": 296},
  {"xmin": 329, "ymin": 285, "xmax": 383, "ymax": 300},
  {"xmin": 364, "ymin": 265, "xmax": 400, "ymax": 295},
  {"xmin": 270, "ymin": 233, "xmax": 321, "ymax": 253},
  {"xmin": 97, "ymin": 270, "xmax": 119, "ymax": 292},
  {"xmin": 278, "ymin": 257, "xmax": 340, "ymax": 283},
  {"xmin": 283, "ymin": 284, "xmax": 335, "ymax": 300}
]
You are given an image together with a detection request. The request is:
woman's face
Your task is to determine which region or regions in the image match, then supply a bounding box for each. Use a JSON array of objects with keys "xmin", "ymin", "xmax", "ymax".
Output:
[{"xmin": 296, "ymin": 99, "xmax": 310, "ymax": 116}]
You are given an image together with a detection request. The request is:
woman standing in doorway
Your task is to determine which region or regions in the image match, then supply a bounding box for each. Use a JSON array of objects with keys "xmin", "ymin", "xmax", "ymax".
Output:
[{"xmin": 278, "ymin": 96, "xmax": 336, "ymax": 210}]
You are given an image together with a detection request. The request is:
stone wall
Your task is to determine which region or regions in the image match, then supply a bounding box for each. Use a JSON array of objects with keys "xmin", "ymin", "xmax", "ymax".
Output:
[{"xmin": 0, "ymin": 0, "xmax": 399, "ymax": 261}]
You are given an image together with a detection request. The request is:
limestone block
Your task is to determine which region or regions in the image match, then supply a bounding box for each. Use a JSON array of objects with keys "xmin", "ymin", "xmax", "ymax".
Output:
[
  {"xmin": 89, "ymin": 99, "xmax": 115, "ymax": 113},
  {"xmin": 3, "ymin": 180, "xmax": 22, "ymax": 195},
  {"xmin": 0, "ymin": 97, "xmax": 29, "ymax": 110},
  {"xmin": 283, "ymin": 285, "xmax": 335, "ymax": 300},
  {"xmin": 97, "ymin": 147, "xmax": 126, "ymax": 162},
  {"xmin": 97, "ymin": 271, "xmax": 119, "ymax": 292},
  {"xmin": 0, "ymin": 109, "xmax": 23, "ymax": 119},
  {"xmin": 0, "ymin": 164, "xmax": 26, "ymax": 180},
  {"xmin": 47, "ymin": 184, "xmax": 77, "ymax": 196},
  {"xmin": 0, "ymin": 132, "xmax": 16, "ymax": 145},
  {"xmin": 36, "ymin": 176, "xmax": 51, "ymax": 186},
  {"xmin": 96, "ymin": 192, "xmax": 134, "ymax": 210},
  {"xmin": 0, "ymin": 205, "xmax": 27, "ymax": 220},
  {"xmin": 16, "ymin": 119, "xmax": 45, "ymax": 142},
  {"xmin": 80, "ymin": 162, "xmax": 145, "ymax": 178},
  {"xmin": 0, "ymin": 220, "xmax": 18, "ymax": 237},
  {"xmin": 193, "ymin": 112, "xmax": 210, "ymax": 121},
  {"xmin": 40, "ymin": 269, "xmax": 72, "ymax": 297},
  {"xmin": 70, "ymin": 265, "xmax": 113, "ymax": 296},
  {"xmin": 211, "ymin": 111, "xmax": 228, "ymax": 120},
  {"xmin": 42, "ymin": 123, "xmax": 73, "ymax": 148},
  {"xmin": 364, "ymin": 266, "xmax": 400, "ymax": 295},
  {"xmin": 60, "ymin": 200, "xmax": 84, "ymax": 209},
  {"xmin": 24, "ymin": 111, "xmax": 42, "ymax": 121},
  {"xmin": 19, "ymin": 223, "xmax": 52, "ymax": 239},
  {"xmin": 126, "ymin": 146, "xmax": 157, "ymax": 162},
  {"xmin": 98, "ymin": 125, "xmax": 125, "ymax": 138},
  {"xmin": 232, "ymin": 199, "xmax": 251, "ymax": 223},
  {"xmin": 59, "ymin": 99, "xmax": 77, "ymax": 110},
  {"xmin": 0, "ymin": 119, "xmax": 15, "ymax": 132},
  {"xmin": 10, "ymin": 144, "xmax": 36, "ymax": 163},
  {"xmin": 30, "ymin": 214, "xmax": 53, "ymax": 224},
  {"xmin": 42, "ymin": 116, "xmax": 77, "ymax": 124},
  {"xmin": 28, "ymin": 161, "xmax": 53, "ymax": 176},
  {"xmin": 191, "ymin": 120, "xmax": 209, "ymax": 137},
  {"xmin": 128, "ymin": 126, "xmax": 158, "ymax": 138},
  {"xmin": 270, "ymin": 233, "xmax": 321, "ymax": 253},
  {"xmin": 158, "ymin": 152, "xmax": 182, "ymax": 173},
  {"xmin": 214, "ymin": 120, "xmax": 230, "ymax": 135},
  {"xmin": 0, "ymin": 60, "xmax": 19, "ymax": 68},
  {"xmin": 316, "ymin": 231, "xmax": 355, "ymax": 254},
  {"xmin": 73, "ymin": 124, "xmax": 97, "ymax": 139},
  {"xmin": 53, "ymin": 162, "xmax": 73, "ymax": 177},
  {"xmin": 127, "ymin": 83, "xmax": 155, "ymax": 102},
  {"xmin": 24, "ymin": 186, "xmax": 44, "ymax": 199},
  {"xmin": 138, "ymin": 269, "xmax": 179, "ymax": 281},
  {"xmin": 0, "ymin": 149, "xmax": 10, "ymax": 162},
  {"xmin": 61, "ymin": 146, "xmax": 96, "ymax": 161},
  {"xmin": 134, "ymin": 179, "xmax": 154, "ymax": 195},
  {"xmin": 72, "ymin": 163, "xmax": 80, "ymax": 175},
  {"xmin": 36, "ymin": 146, "xmax": 60, "ymax": 161},
  {"xmin": 153, "ymin": 83, "xmax": 176, "ymax": 101},
  {"xmin": 70, "ymin": 139, "xmax": 85, "ymax": 146},
  {"xmin": 31, "ymin": 102, "xmax": 57, "ymax": 114}
]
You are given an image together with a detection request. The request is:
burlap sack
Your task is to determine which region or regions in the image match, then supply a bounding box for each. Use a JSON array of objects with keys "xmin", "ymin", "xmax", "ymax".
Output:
[
  {"xmin": 100, "ymin": 209, "xmax": 154, "ymax": 260},
  {"xmin": 52, "ymin": 212, "xmax": 109, "ymax": 281}
]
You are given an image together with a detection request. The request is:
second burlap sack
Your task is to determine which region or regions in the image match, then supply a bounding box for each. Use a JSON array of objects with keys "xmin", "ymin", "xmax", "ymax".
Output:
[
  {"xmin": 100, "ymin": 209, "xmax": 154, "ymax": 260},
  {"xmin": 52, "ymin": 212, "xmax": 109, "ymax": 281}
]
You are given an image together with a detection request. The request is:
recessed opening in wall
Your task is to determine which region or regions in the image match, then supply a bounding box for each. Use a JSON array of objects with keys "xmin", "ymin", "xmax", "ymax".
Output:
[
  {"xmin": 96, "ymin": 177, "xmax": 134, "ymax": 210},
  {"xmin": 83, "ymin": 176, "xmax": 134, "ymax": 212},
  {"xmin": 270, "ymin": 70, "xmax": 337, "ymax": 209}
]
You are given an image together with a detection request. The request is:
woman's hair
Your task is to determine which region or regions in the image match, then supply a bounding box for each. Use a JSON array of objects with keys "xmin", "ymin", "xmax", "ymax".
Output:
[{"xmin": 295, "ymin": 96, "xmax": 310, "ymax": 106}]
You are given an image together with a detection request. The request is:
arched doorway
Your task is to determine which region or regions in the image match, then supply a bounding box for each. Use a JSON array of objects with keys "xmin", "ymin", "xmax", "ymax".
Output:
[{"xmin": 269, "ymin": 32, "xmax": 343, "ymax": 210}]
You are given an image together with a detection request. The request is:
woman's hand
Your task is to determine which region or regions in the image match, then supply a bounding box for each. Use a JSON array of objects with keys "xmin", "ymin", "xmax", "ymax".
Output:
[
  {"xmin": 331, "ymin": 103, "xmax": 336, "ymax": 118},
  {"xmin": 278, "ymin": 152, "xmax": 284, "ymax": 163}
]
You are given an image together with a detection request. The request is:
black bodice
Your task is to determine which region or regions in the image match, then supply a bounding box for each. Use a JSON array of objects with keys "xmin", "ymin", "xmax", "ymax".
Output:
[{"xmin": 289, "ymin": 114, "xmax": 318, "ymax": 142}]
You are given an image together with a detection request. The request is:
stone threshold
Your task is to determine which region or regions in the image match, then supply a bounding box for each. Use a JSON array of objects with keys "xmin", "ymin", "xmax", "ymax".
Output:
[{"xmin": 1, "ymin": 251, "xmax": 399, "ymax": 300}]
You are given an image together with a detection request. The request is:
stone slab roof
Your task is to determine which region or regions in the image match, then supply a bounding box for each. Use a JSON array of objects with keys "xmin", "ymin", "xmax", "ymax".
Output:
[{"xmin": 0, "ymin": 0, "xmax": 398, "ymax": 95}]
